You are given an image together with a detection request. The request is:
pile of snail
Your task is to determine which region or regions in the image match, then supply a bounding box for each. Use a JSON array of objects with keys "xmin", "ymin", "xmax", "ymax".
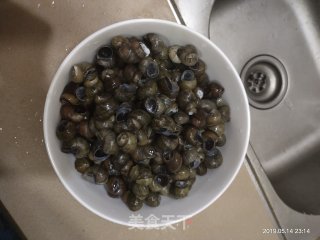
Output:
[{"xmin": 56, "ymin": 33, "xmax": 230, "ymax": 211}]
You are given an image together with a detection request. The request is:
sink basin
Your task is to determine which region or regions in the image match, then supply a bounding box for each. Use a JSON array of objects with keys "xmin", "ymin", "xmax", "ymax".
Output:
[
  {"xmin": 169, "ymin": 0, "xmax": 320, "ymax": 239},
  {"xmin": 209, "ymin": 0, "xmax": 320, "ymax": 215}
]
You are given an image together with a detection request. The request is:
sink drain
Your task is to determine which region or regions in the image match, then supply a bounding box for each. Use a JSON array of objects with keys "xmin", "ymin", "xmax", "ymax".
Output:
[{"xmin": 241, "ymin": 55, "xmax": 288, "ymax": 109}]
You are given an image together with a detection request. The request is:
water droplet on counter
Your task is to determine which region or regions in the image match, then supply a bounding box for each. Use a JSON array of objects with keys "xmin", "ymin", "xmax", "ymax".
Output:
[
  {"xmin": 0, "ymin": 128, "xmax": 2, "ymax": 132},
  {"xmin": 37, "ymin": 3, "xmax": 41, "ymax": 8},
  {"xmin": 82, "ymin": 3, "xmax": 85, "ymax": 8},
  {"xmin": 14, "ymin": 136, "xmax": 17, "ymax": 139},
  {"xmin": 26, "ymin": 151, "xmax": 29, "ymax": 155},
  {"xmin": 51, "ymin": 1, "xmax": 55, "ymax": 7},
  {"xmin": 39, "ymin": 118, "xmax": 42, "ymax": 122}
]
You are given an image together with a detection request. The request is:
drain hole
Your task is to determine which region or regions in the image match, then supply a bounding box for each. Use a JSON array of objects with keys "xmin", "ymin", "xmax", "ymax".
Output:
[{"xmin": 241, "ymin": 55, "xmax": 288, "ymax": 109}]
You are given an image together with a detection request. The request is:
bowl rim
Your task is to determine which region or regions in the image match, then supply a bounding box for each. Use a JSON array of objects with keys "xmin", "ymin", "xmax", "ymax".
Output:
[{"xmin": 43, "ymin": 18, "xmax": 251, "ymax": 227}]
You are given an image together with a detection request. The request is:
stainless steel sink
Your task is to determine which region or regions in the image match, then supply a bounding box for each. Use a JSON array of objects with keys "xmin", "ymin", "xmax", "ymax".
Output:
[{"xmin": 168, "ymin": 0, "xmax": 320, "ymax": 239}]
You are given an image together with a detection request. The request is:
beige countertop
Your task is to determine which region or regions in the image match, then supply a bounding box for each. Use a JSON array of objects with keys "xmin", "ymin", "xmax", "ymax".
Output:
[{"xmin": 0, "ymin": 0, "xmax": 275, "ymax": 239}]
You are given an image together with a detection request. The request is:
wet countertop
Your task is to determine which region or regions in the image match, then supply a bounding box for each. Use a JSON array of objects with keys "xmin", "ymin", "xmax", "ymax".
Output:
[{"xmin": 0, "ymin": 0, "xmax": 275, "ymax": 239}]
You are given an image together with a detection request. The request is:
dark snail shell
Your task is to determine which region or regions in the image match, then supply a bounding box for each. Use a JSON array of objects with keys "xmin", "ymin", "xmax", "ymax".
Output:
[
  {"xmin": 163, "ymin": 150, "xmax": 182, "ymax": 173},
  {"xmin": 101, "ymin": 68, "xmax": 118, "ymax": 81},
  {"xmin": 94, "ymin": 96, "xmax": 118, "ymax": 120},
  {"xmin": 103, "ymin": 76, "xmax": 122, "ymax": 92},
  {"xmin": 126, "ymin": 192, "xmax": 143, "ymax": 211},
  {"xmin": 158, "ymin": 77, "xmax": 180, "ymax": 99},
  {"xmin": 117, "ymin": 44, "xmax": 139, "ymax": 64},
  {"xmin": 130, "ymin": 37, "xmax": 150, "ymax": 59},
  {"xmin": 216, "ymin": 134, "xmax": 226, "ymax": 147},
  {"xmin": 150, "ymin": 162, "xmax": 168, "ymax": 175},
  {"xmin": 102, "ymin": 159, "xmax": 121, "ymax": 177},
  {"xmin": 136, "ymin": 127, "xmax": 153, "ymax": 146},
  {"xmin": 145, "ymin": 193, "xmax": 161, "ymax": 207},
  {"xmin": 202, "ymin": 130, "xmax": 219, "ymax": 154},
  {"xmin": 135, "ymin": 167, "xmax": 153, "ymax": 186},
  {"xmin": 75, "ymin": 157, "xmax": 92, "ymax": 174},
  {"xmin": 56, "ymin": 119, "xmax": 76, "ymax": 141},
  {"xmin": 112, "ymin": 152, "xmax": 129, "ymax": 167},
  {"xmin": 120, "ymin": 159, "xmax": 134, "ymax": 177},
  {"xmin": 199, "ymin": 99, "xmax": 217, "ymax": 113},
  {"xmin": 60, "ymin": 82, "xmax": 79, "ymax": 105},
  {"xmin": 189, "ymin": 59, "xmax": 206, "ymax": 77},
  {"xmin": 197, "ymin": 73, "xmax": 210, "ymax": 88},
  {"xmin": 96, "ymin": 129, "xmax": 119, "ymax": 155},
  {"xmin": 88, "ymin": 139, "xmax": 109, "ymax": 164},
  {"xmin": 127, "ymin": 109, "xmax": 151, "ymax": 130},
  {"xmin": 137, "ymin": 79, "xmax": 158, "ymax": 100},
  {"xmin": 132, "ymin": 183, "xmax": 149, "ymax": 200},
  {"xmin": 209, "ymin": 123, "xmax": 225, "ymax": 136},
  {"xmin": 184, "ymin": 125, "xmax": 202, "ymax": 146},
  {"xmin": 183, "ymin": 148, "xmax": 204, "ymax": 169},
  {"xmin": 75, "ymin": 86, "xmax": 88, "ymax": 103},
  {"xmin": 149, "ymin": 174, "xmax": 172, "ymax": 193},
  {"xmin": 114, "ymin": 83, "xmax": 137, "ymax": 102},
  {"xmin": 206, "ymin": 109, "xmax": 223, "ymax": 127},
  {"xmin": 173, "ymin": 111, "xmax": 189, "ymax": 125},
  {"xmin": 205, "ymin": 148, "xmax": 223, "ymax": 169},
  {"xmin": 96, "ymin": 45, "xmax": 115, "ymax": 68},
  {"xmin": 78, "ymin": 120, "xmax": 95, "ymax": 140},
  {"xmin": 113, "ymin": 121, "xmax": 132, "ymax": 134},
  {"xmin": 205, "ymin": 82, "xmax": 225, "ymax": 98},
  {"xmin": 196, "ymin": 162, "xmax": 207, "ymax": 176},
  {"xmin": 152, "ymin": 115, "xmax": 181, "ymax": 137},
  {"xmin": 116, "ymin": 102, "xmax": 132, "ymax": 122},
  {"xmin": 177, "ymin": 90, "xmax": 198, "ymax": 112},
  {"xmin": 111, "ymin": 35, "xmax": 129, "ymax": 49},
  {"xmin": 144, "ymin": 97, "xmax": 166, "ymax": 116},
  {"xmin": 60, "ymin": 104, "xmax": 89, "ymax": 123},
  {"xmin": 131, "ymin": 145, "xmax": 156, "ymax": 163},
  {"xmin": 168, "ymin": 45, "xmax": 181, "ymax": 64},
  {"xmin": 156, "ymin": 135, "xmax": 179, "ymax": 151},
  {"xmin": 94, "ymin": 115, "xmax": 115, "ymax": 130},
  {"xmin": 83, "ymin": 164, "xmax": 108, "ymax": 185},
  {"xmin": 71, "ymin": 62, "xmax": 92, "ymax": 83},
  {"xmin": 172, "ymin": 165, "xmax": 190, "ymax": 181},
  {"xmin": 191, "ymin": 110, "xmax": 207, "ymax": 129},
  {"xmin": 85, "ymin": 80, "xmax": 104, "ymax": 98},
  {"xmin": 106, "ymin": 176, "xmax": 126, "ymax": 198},
  {"xmin": 152, "ymin": 148, "xmax": 164, "ymax": 165},
  {"xmin": 165, "ymin": 102, "xmax": 178, "ymax": 115},
  {"xmin": 83, "ymin": 67, "xmax": 99, "ymax": 88},
  {"xmin": 172, "ymin": 186, "xmax": 189, "ymax": 199},
  {"xmin": 139, "ymin": 57, "xmax": 159, "ymax": 79},
  {"xmin": 179, "ymin": 70, "xmax": 197, "ymax": 90},
  {"xmin": 117, "ymin": 132, "xmax": 137, "ymax": 153},
  {"xmin": 177, "ymin": 44, "xmax": 198, "ymax": 67},
  {"xmin": 143, "ymin": 33, "xmax": 166, "ymax": 55},
  {"xmin": 219, "ymin": 105, "xmax": 231, "ymax": 122},
  {"xmin": 61, "ymin": 137, "xmax": 90, "ymax": 158}
]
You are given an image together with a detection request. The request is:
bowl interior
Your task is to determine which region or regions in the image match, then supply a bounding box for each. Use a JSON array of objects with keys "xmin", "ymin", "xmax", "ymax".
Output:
[{"xmin": 44, "ymin": 19, "xmax": 250, "ymax": 227}]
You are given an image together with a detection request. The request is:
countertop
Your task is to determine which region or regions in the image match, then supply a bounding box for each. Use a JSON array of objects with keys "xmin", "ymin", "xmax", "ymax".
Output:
[{"xmin": 0, "ymin": 0, "xmax": 275, "ymax": 239}]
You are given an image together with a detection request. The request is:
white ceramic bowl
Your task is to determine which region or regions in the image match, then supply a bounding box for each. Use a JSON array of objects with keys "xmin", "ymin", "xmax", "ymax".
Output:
[{"xmin": 44, "ymin": 19, "xmax": 250, "ymax": 227}]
